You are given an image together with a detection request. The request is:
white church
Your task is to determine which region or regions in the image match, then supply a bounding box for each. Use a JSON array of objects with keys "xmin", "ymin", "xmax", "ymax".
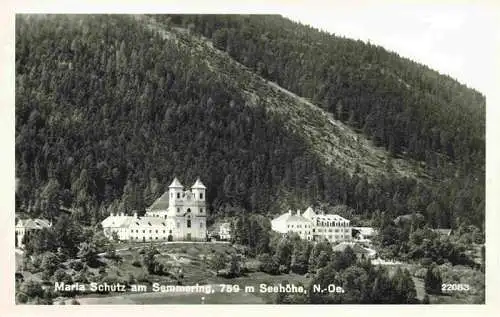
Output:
[
  {"xmin": 271, "ymin": 206, "xmax": 352, "ymax": 243},
  {"xmin": 101, "ymin": 177, "xmax": 207, "ymax": 242}
]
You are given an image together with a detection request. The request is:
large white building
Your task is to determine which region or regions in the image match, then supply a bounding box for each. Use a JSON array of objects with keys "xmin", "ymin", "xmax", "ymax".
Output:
[
  {"xmin": 271, "ymin": 206, "xmax": 352, "ymax": 243},
  {"xmin": 101, "ymin": 177, "xmax": 208, "ymax": 242}
]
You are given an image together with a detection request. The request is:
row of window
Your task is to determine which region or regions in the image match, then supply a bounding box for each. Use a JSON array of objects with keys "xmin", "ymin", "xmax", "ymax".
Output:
[
  {"xmin": 176, "ymin": 208, "xmax": 204, "ymax": 213},
  {"xmin": 315, "ymin": 221, "xmax": 349, "ymax": 227},
  {"xmin": 172, "ymin": 192, "xmax": 204, "ymax": 199},
  {"xmin": 127, "ymin": 221, "xmax": 203, "ymax": 234},
  {"xmin": 296, "ymin": 231, "xmax": 311, "ymax": 235},
  {"xmin": 130, "ymin": 229, "xmax": 173, "ymax": 234},
  {"xmin": 287, "ymin": 223, "xmax": 349, "ymax": 229},
  {"xmin": 130, "ymin": 236, "xmax": 170, "ymax": 241},
  {"xmin": 287, "ymin": 224, "xmax": 311, "ymax": 229},
  {"xmin": 326, "ymin": 235, "xmax": 349, "ymax": 240},
  {"xmin": 316, "ymin": 228, "xmax": 350, "ymax": 233}
]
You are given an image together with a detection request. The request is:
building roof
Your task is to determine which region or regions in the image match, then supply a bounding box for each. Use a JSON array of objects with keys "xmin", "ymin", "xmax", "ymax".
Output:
[
  {"xmin": 102, "ymin": 215, "xmax": 171, "ymax": 228},
  {"xmin": 272, "ymin": 211, "xmax": 313, "ymax": 224},
  {"xmin": 315, "ymin": 214, "xmax": 349, "ymax": 222},
  {"xmin": 147, "ymin": 191, "xmax": 170, "ymax": 211},
  {"xmin": 169, "ymin": 177, "xmax": 183, "ymax": 188},
  {"xmin": 191, "ymin": 178, "xmax": 206, "ymax": 189},
  {"xmin": 16, "ymin": 218, "xmax": 51, "ymax": 230},
  {"xmin": 302, "ymin": 207, "xmax": 316, "ymax": 219},
  {"xmin": 432, "ymin": 228, "xmax": 452, "ymax": 236},
  {"xmin": 332, "ymin": 242, "xmax": 371, "ymax": 254},
  {"xmin": 352, "ymin": 227, "xmax": 376, "ymax": 236},
  {"xmin": 131, "ymin": 216, "xmax": 169, "ymax": 227},
  {"xmin": 394, "ymin": 213, "xmax": 424, "ymax": 224},
  {"xmin": 219, "ymin": 222, "xmax": 231, "ymax": 230},
  {"xmin": 101, "ymin": 215, "xmax": 136, "ymax": 228}
]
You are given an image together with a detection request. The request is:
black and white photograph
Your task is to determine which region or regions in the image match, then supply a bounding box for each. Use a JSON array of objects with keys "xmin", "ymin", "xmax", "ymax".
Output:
[{"xmin": 7, "ymin": 0, "xmax": 496, "ymax": 309}]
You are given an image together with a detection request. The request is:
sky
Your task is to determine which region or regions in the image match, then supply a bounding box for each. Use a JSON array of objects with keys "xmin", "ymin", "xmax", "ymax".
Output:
[{"xmin": 281, "ymin": 2, "xmax": 497, "ymax": 95}]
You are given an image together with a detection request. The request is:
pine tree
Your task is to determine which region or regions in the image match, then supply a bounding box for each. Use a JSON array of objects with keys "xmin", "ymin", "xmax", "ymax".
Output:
[{"xmin": 424, "ymin": 264, "xmax": 442, "ymax": 295}]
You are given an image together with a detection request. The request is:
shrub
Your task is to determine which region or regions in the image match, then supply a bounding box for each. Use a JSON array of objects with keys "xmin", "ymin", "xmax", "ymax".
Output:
[
  {"xmin": 132, "ymin": 260, "xmax": 142, "ymax": 267},
  {"xmin": 32, "ymin": 296, "xmax": 53, "ymax": 305},
  {"xmin": 21, "ymin": 280, "xmax": 44, "ymax": 298},
  {"xmin": 136, "ymin": 272, "xmax": 150, "ymax": 283},
  {"xmin": 53, "ymin": 269, "xmax": 73, "ymax": 284},
  {"xmin": 69, "ymin": 260, "xmax": 84, "ymax": 271},
  {"xmin": 31, "ymin": 255, "xmax": 42, "ymax": 271},
  {"xmin": 16, "ymin": 292, "xmax": 28, "ymax": 304},
  {"xmin": 258, "ymin": 254, "xmax": 280, "ymax": 275},
  {"xmin": 73, "ymin": 272, "xmax": 89, "ymax": 284},
  {"xmin": 127, "ymin": 273, "xmax": 136, "ymax": 284},
  {"xmin": 279, "ymin": 265, "xmax": 289, "ymax": 274},
  {"xmin": 424, "ymin": 265, "xmax": 442, "ymax": 295}
]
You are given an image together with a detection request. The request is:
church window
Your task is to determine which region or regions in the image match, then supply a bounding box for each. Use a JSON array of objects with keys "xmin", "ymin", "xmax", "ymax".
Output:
[
  {"xmin": 171, "ymin": 193, "xmax": 173, "ymax": 198},
  {"xmin": 149, "ymin": 230, "xmax": 152, "ymax": 233},
  {"xmin": 142, "ymin": 230, "xmax": 145, "ymax": 233},
  {"xmin": 200, "ymin": 222, "xmax": 203, "ymax": 228},
  {"xmin": 187, "ymin": 219, "xmax": 191, "ymax": 228},
  {"xmin": 176, "ymin": 222, "xmax": 180, "ymax": 228},
  {"xmin": 177, "ymin": 208, "xmax": 180, "ymax": 213},
  {"xmin": 177, "ymin": 193, "xmax": 180, "ymax": 199},
  {"xmin": 155, "ymin": 237, "xmax": 158, "ymax": 240},
  {"xmin": 156, "ymin": 230, "xmax": 158, "ymax": 233},
  {"xmin": 200, "ymin": 208, "xmax": 203, "ymax": 213},
  {"xmin": 200, "ymin": 193, "xmax": 203, "ymax": 199}
]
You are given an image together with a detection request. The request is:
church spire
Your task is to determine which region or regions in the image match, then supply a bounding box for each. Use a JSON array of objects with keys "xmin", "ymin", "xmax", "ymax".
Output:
[
  {"xmin": 169, "ymin": 177, "xmax": 183, "ymax": 188},
  {"xmin": 191, "ymin": 177, "xmax": 206, "ymax": 189}
]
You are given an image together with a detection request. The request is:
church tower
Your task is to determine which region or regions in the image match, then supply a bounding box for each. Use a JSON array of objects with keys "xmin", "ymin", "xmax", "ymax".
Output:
[
  {"xmin": 168, "ymin": 177, "xmax": 184, "ymax": 217},
  {"xmin": 190, "ymin": 178, "xmax": 207, "ymax": 240},
  {"xmin": 191, "ymin": 178, "xmax": 206, "ymax": 216}
]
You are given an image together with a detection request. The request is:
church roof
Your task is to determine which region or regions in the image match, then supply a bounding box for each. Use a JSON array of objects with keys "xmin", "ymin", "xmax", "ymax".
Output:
[
  {"xmin": 169, "ymin": 177, "xmax": 183, "ymax": 188},
  {"xmin": 147, "ymin": 191, "xmax": 170, "ymax": 211},
  {"xmin": 191, "ymin": 178, "xmax": 206, "ymax": 189}
]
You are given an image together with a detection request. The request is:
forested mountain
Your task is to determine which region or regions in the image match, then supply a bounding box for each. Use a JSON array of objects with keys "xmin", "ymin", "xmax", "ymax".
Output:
[{"xmin": 15, "ymin": 14, "xmax": 485, "ymax": 233}]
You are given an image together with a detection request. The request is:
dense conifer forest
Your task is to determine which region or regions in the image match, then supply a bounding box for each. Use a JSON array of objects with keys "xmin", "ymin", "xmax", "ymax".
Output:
[{"xmin": 15, "ymin": 14, "xmax": 484, "ymax": 234}]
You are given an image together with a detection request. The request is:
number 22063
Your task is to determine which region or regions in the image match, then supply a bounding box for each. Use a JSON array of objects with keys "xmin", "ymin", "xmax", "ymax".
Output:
[{"xmin": 441, "ymin": 283, "xmax": 470, "ymax": 292}]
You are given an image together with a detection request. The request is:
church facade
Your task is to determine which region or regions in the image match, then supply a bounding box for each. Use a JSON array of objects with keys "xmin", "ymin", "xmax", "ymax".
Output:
[{"xmin": 101, "ymin": 177, "xmax": 207, "ymax": 242}]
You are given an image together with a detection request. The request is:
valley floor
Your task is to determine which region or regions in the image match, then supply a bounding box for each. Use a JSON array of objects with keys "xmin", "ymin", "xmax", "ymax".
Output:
[{"xmin": 15, "ymin": 241, "xmax": 483, "ymax": 305}]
